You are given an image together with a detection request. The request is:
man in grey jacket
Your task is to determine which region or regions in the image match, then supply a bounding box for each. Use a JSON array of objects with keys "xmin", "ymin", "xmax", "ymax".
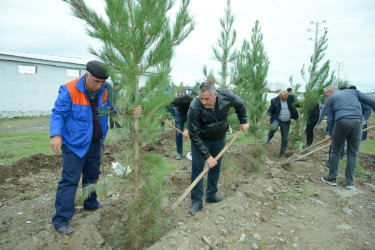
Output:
[
  {"xmin": 322, "ymin": 86, "xmax": 375, "ymax": 188},
  {"xmin": 187, "ymin": 82, "xmax": 249, "ymax": 214}
]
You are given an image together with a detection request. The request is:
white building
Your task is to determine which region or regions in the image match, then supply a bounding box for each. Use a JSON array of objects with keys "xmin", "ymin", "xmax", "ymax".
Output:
[{"xmin": 0, "ymin": 50, "xmax": 91, "ymax": 118}]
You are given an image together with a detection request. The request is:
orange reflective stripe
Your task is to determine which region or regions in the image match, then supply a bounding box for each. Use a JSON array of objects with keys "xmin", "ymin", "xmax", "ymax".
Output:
[
  {"xmin": 65, "ymin": 78, "xmax": 90, "ymax": 105},
  {"xmin": 101, "ymin": 89, "xmax": 108, "ymax": 103}
]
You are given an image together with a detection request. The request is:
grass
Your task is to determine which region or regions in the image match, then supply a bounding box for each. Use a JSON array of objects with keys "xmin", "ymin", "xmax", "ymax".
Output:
[
  {"xmin": 0, "ymin": 131, "xmax": 51, "ymax": 164},
  {"xmin": 0, "ymin": 115, "xmax": 51, "ymax": 164},
  {"xmin": 360, "ymin": 140, "xmax": 375, "ymax": 154},
  {"xmin": 0, "ymin": 115, "xmax": 50, "ymax": 127},
  {"xmin": 277, "ymin": 185, "xmax": 315, "ymax": 200}
]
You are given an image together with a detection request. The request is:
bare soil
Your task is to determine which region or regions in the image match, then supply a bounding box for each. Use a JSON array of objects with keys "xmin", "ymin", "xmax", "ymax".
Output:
[{"xmin": 0, "ymin": 127, "xmax": 375, "ymax": 250}]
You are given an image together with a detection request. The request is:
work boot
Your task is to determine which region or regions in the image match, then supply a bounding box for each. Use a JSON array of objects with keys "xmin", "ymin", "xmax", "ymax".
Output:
[
  {"xmin": 206, "ymin": 195, "xmax": 224, "ymax": 204},
  {"xmin": 176, "ymin": 153, "xmax": 182, "ymax": 160},
  {"xmin": 84, "ymin": 202, "xmax": 110, "ymax": 211},
  {"xmin": 189, "ymin": 202, "xmax": 203, "ymax": 214},
  {"xmin": 56, "ymin": 224, "xmax": 73, "ymax": 235}
]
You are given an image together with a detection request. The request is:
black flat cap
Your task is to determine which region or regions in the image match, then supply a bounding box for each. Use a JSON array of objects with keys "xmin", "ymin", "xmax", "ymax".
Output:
[{"xmin": 86, "ymin": 60, "xmax": 108, "ymax": 79}]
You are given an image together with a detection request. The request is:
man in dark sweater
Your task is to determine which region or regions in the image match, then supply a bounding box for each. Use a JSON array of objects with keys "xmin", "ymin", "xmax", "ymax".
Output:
[
  {"xmin": 265, "ymin": 90, "xmax": 299, "ymax": 157},
  {"xmin": 322, "ymin": 86, "xmax": 375, "ymax": 189}
]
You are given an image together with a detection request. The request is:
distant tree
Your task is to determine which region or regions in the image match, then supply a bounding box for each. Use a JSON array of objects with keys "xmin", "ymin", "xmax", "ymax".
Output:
[
  {"xmin": 233, "ymin": 20, "xmax": 269, "ymax": 144},
  {"xmin": 337, "ymin": 78, "xmax": 350, "ymax": 89},
  {"xmin": 63, "ymin": 0, "xmax": 194, "ymax": 248},
  {"xmin": 203, "ymin": 0, "xmax": 237, "ymax": 89}
]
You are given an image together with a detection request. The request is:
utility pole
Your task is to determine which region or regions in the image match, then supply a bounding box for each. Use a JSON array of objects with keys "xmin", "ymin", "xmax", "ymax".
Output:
[
  {"xmin": 335, "ymin": 61, "xmax": 344, "ymax": 85},
  {"xmin": 306, "ymin": 20, "xmax": 327, "ymax": 84},
  {"xmin": 307, "ymin": 20, "xmax": 327, "ymax": 61}
]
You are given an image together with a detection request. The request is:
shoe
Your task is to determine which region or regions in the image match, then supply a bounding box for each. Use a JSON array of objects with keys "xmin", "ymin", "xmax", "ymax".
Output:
[
  {"xmin": 279, "ymin": 153, "xmax": 285, "ymax": 159},
  {"xmin": 189, "ymin": 203, "xmax": 203, "ymax": 214},
  {"xmin": 302, "ymin": 143, "xmax": 311, "ymax": 149},
  {"xmin": 206, "ymin": 195, "xmax": 224, "ymax": 204},
  {"xmin": 56, "ymin": 224, "xmax": 73, "ymax": 235},
  {"xmin": 346, "ymin": 185, "xmax": 355, "ymax": 190},
  {"xmin": 84, "ymin": 202, "xmax": 110, "ymax": 211},
  {"xmin": 321, "ymin": 176, "xmax": 337, "ymax": 186},
  {"xmin": 176, "ymin": 153, "xmax": 182, "ymax": 160}
]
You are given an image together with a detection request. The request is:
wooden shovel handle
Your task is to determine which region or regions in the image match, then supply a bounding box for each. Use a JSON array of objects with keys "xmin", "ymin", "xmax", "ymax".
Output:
[
  {"xmin": 293, "ymin": 143, "xmax": 331, "ymax": 162},
  {"xmin": 298, "ymin": 138, "xmax": 327, "ymax": 154},
  {"xmin": 163, "ymin": 120, "xmax": 190, "ymax": 139},
  {"xmin": 363, "ymin": 125, "xmax": 375, "ymax": 132},
  {"xmin": 171, "ymin": 130, "xmax": 243, "ymax": 209}
]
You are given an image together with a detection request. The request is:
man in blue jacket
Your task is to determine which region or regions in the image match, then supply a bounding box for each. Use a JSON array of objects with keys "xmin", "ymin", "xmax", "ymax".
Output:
[
  {"xmin": 265, "ymin": 90, "xmax": 299, "ymax": 157},
  {"xmin": 322, "ymin": 86, "xmax": 375, "ymax": 189},
  {"xmin": 50, "ymin": 60, "xmax": 113, "ymax": 235}
]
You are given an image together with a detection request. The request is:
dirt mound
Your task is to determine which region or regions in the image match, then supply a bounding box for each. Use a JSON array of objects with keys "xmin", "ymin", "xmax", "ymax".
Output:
[{"xmin": 0, "ymin": 153, "xmax": 62, "ymax": 185}]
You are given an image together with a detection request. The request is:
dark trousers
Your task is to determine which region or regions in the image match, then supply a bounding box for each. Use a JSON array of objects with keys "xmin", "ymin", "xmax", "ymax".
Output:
[
  {"xmin": 191, "ymin": 136, "xmax": 225, "ymax": 204},
  {"xmin": 175, "ymin": 109, "xmax": 187, "ymax": 154},
  {"xmin": 267, "ymin": 119, "xmax": 291, "ymax": 155},
  {"xmin": 52, "ymin": 141, "xmax": 101, "ymax": 229},
  {"xmin": 362, "ymin": 123, "xmax": 367, "ymax": 141},
  {"xmin": 305, "ymin": 119, "xmax": 318, "ymax": 145},
  {"xmin": 328, "ymin": 119, "xmax": 362, "ymax": 186}
]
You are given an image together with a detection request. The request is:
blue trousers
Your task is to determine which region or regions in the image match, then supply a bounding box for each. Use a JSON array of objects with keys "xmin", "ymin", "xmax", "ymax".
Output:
[
  {"xmin": 52, "ymin": 141, "xmax": 101, "ymax": 229},
  {"xmin": 328, "ymin": 119, "xmax": 362, "ymax": 186},
  {"xmin": 175, "ymin": 109, "xmax": 187, "ymax": 154},
  {"xmin": 191, "ymin": 136, "xmax": 225, "ymax": 204}
]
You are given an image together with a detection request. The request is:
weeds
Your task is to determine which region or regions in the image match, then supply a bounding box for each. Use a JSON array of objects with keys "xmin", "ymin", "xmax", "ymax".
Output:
[{"xmin": 277, "ymin": 185, "xmax": 314, "ymax": 200}]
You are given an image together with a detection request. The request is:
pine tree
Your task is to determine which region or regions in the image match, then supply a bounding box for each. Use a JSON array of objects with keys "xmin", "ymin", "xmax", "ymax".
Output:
[
  {"xmin": 63, "ymin": 0, "xmax": 194, "ymax": 248},
  {"xmin": 233, "ymin": 20, "xmax": 269, "ymax": 144},
  {"xmin": 301, "ymin": 31, "xmax": 334, "ymax": 120},
  {"xmin": 203, "ymin": 0, "xmax": 236, "ymax": 88},
  {"xmin": 290, "ymin": 31, "xmax": 334, "ymax": 149}
]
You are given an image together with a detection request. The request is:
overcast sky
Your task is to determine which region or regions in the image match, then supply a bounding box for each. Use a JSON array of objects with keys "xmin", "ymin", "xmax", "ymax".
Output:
[{"xmin": 1, "ymin": 0, "xmax": 374, "ymax": 92}]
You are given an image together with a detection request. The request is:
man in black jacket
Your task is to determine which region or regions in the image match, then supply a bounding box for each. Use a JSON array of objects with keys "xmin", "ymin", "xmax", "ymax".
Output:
[
  {"xmin": 265, "ymin": 90, "xmax": 299, "ymax": 157},
  {"xmin": 304, "ymin": 103, "xmax": 320, "ymax": 147},
  {"xmin": 187, "ymin": 82, "xmax": 249, "ymax": 214}
]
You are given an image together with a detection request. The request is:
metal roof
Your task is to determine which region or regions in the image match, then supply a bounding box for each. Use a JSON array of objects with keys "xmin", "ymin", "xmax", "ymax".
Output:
[{"xmin": 0, "ymin": 50, "xmax": 92, "ymax": 66}]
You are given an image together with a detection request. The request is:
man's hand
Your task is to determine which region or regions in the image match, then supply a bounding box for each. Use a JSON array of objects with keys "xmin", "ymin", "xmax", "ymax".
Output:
[
  {"xmin": 183, "ymin": 129, "xmax": 189, "ymax": 139},
  {"xmin": 133, "ymin": 105, "xmax": 142, "ymax": 118},
  {"xmin": 206, "ymin": 156, "xmax": 217, "ymax": 169},
  {"xmin": 240, "ymin": 123, "xmax": 249, "ymax": 133},
  {"xmin": 325, "ymin": 135, "xmax": 332, "ymax": 145},
  {"xmin": 50, "ymin": 136, "xmax": 62, "ymax": 154}
]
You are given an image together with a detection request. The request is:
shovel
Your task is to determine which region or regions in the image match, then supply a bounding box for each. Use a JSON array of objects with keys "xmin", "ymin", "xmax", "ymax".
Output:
[
  {"xmin": 363, "ymin": 125, "xmax": 375, "ymax": 133},
  {"xmin": 293, "ymin": 125, "xmax": 375, "ymax": 161},
  {"xmin": 171, "ymin": 130, "xmax": 243, "ymax": 209},
  {"xmin": 163, "ymin": 120, "xmax": 190, "ymax": 139},
  {"xmin": 280, "ymin": 143, "xmax": 331, "ymax": 166},
  {"xmin": 298, "ymin": 138, "xmax": 327, "ymax": 154}
]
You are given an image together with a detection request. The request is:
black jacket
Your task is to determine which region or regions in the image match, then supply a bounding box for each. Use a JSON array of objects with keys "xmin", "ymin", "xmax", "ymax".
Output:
[
  {"xmin": 187, "ymin": 89, "xmax": 248, "ymax": 160},
  {"xmin": 307, "ymin": 103, "xmax": 320, "ymax": 124},
  {"xmin": 267, "ymin": 95, "xmax": 299, "ymax": 123}
]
